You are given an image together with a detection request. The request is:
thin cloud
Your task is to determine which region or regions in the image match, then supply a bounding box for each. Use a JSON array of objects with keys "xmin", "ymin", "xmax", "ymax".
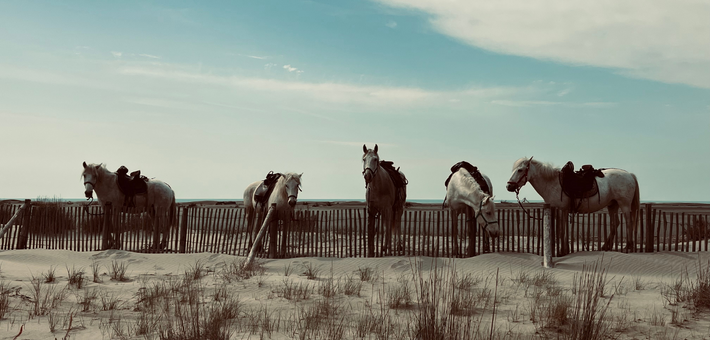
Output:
[
  {"xmin": 386, "ymin": 20, "xmax": 398, "ymax": 28},
  {"xmin": 283, "ymin": 64, "xmax": 304, "ymax": 74},
  {"xmin": 111, "ymin": 51, "xmax": 122, "ymax": 58},
  {"xmin": 491, "ymin": 100, "xmax": 615, "ymax": 108},
  {"xmin": 375, "ymin": 0, "xmax": 710, "ymax": 88},
  {"xmin": 139, "ymin": 54, "xmax": 161, "ymax": 59},
  {"xmin": 117, "ymin": 63, "xmax": 545, "ymax": 108}
]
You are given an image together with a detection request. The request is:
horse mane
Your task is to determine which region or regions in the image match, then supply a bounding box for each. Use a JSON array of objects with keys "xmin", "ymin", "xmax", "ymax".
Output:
[
  {"xmin": 281, "ymin": 172, "xmax": 302, "ymax": 187},
  {"xmin": 81, "ymin": 163, "xmax": 110, "ymax": 180},
  {"xmin": 459, "ymin": 170, "xmax": 491, "ymax": 199},
  {"xmin": 529, "ymin": 158, "xmax": 560, "ymax": 180}
]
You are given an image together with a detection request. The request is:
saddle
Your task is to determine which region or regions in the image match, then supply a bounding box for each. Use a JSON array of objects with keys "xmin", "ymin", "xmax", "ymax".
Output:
[
  {"xmin": 559, "ymin": 161, "xmax": 605, "ymax": 202},
  {"xmin": 444, "ymin": 161, "xmax": 491, "ymax": 195},
  {"xmin": 254, "ymin": 171, "xmax": 282, "ymax": 205},
  {"xmin": 115, "ymin": 166, "xmax": 148, "ymax": 208},
  {"xmin": 379, "ymin": 160, "xmax": 408, "ymax": 207}
]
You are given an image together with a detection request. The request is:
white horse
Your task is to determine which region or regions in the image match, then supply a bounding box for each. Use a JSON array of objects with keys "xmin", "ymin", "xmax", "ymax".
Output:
[
  {"xmin": 363, "ymin": 144, "xmax": 407, "ymax": 257},
  {"xmin": 505, "ymin": 157, "xmax": 640, "ymax": 253},
  {"xmin": 446, "ymin": 168, "xmax": 500, "ymax": 257},
  {"xmin": 243, "ymin": 172, "xmax": 302, "ymax": 258},
  {"xmin": 81, "ymin": 162, "xmax": 176, "ymax": 250}
]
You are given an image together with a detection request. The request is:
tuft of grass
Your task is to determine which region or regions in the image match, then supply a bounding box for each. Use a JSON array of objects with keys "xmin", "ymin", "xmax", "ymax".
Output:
[
  {"xmin": 274, "ymin": 278, "xmax": 311, "ymax": 301},
  {"xmin": 66, "ymin": 265, "xmax": 86, "ymax": 289},
  {"xmin": 90, "ymin": 261, "xmax": 102, "ymax": 283},
  {"xmin": 0, "ymin": 280, "xmax": 11, "ymax": 319},
  {"xmin": 342, "ymin": 274, "xmax": 362, "ymax": 296},
  {"xmin": 110, "ymin": 260, "xmax": 130, "ymax": 282},
  {"xmin": 184, "ymin": 259, "xmax": 207, "ymax": 282},
  {"xmin": 301, "ymin": 262, "xmax": 322, "ymax": 280},
  {"xmin": 43, "ymin": 266, "xmax": 57, "ymax": 283},
  {"xmin": 356, "ymin": 266, "xmax": 376, "ymax": 282}
]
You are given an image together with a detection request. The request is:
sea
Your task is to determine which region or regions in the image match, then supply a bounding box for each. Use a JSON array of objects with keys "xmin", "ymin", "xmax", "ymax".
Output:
[{"xmin": 4, "ymin": 198, "xmax": 706, "ymax": 204}]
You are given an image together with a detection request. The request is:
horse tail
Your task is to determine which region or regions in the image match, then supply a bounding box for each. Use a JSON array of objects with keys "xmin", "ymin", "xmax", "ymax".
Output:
[
  {"xmin": 169, "ymin": 193, "xmax": 176, "ymax": 227},
  {"xmin": 631, "ymin": 173, "xmax": 640, "ymax": 232}
]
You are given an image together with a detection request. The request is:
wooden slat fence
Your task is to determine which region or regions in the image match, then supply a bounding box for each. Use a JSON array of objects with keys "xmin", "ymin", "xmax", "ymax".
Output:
[{"xmin": 1, "ymin": 202, "xmax": 708, "ymax": 258}]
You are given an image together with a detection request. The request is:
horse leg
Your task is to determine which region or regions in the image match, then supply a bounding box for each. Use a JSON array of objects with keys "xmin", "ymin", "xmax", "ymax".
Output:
[
  {"xmin": 557, "ymin": 210, "xmax": 570, "ymax": 256},
  {"xmin": 367, "ymin": 209, "xmax": 376, "ymax": 258},
  {"xmin": 393, "ymin": 208, "xmax": 404, "ymax": 254},
  {"xmin": 269, "ymin": 217, "xmax": 279, "ymax": 259},
  {"xmin": 624, "ymin": 210, "xmax": 635, "ymax": 252},
  {"xmin": 382, "ymin": 210, "xmax": 393, "ymax": 256},
  {"xmin": 280, "ymin": 215, "xmax": 290, "ymax": 259},
  {"xmin": 601, "ymin": 203, "xmax": 620, "ymax": 251}
]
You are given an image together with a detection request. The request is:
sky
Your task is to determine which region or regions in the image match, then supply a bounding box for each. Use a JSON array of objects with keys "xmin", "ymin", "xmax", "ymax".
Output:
[{"xmin": 0, "ymin": 0, "xmax": 708, "ymax": 202}]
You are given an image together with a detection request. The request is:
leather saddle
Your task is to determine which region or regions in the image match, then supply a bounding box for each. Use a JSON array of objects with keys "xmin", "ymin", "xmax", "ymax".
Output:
[
  {"xmin": 559, "ymin": 161, "xmax": 605, "ymax": 201},
  {"xmin": 116, "ymin": 166, "xmax": 148, "ymax": 208},
  {"xmin": 380, "ymin": 160, "xmax": 408, "ymax": 189},
  {"xmin": 254, "ymin": 171, "xmax": 282, "ymax": 205},
  {"xmin": 444, "ymin": 161, "xmax": 491, "ymax": 195}
]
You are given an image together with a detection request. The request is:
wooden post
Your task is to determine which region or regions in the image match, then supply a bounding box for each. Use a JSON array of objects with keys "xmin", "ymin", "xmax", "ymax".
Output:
[
  {"xmin": 0, "ymin": 202, "xmax": 28, "ymax": 241},
  {"xmin": 245, "ymin": 204, "xmax": 277, "ymax": 267},
  {"xmin": 645, "ymin": 203, "xmax": 653, "ymax": 253},
  {"xmin": 179, "ymin": 206, "xmax": 189, "ymax": 253},
  {"xmin": 102, "ymin": 202, "xmax": 113, "ymax": 250},
  {"xmin": 543, "ymin": 204, "xmax": 554, "ymax": 268},
  {"xmin": 15, "ymin": 199, "xmax": 32, "ymax": 250}
]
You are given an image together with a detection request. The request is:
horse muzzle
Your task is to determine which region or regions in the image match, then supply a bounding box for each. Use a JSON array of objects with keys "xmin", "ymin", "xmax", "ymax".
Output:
[
  {"xmin": 288, "ymin": 196, "xmax": 297, "ymax": 207},
  {"xmin": 85, "ymin": 190, "xmax": 94, "ymax": 199},
  {"xmin": 506, "ymin": 182, "xmax": 518, "ymax": 192}
]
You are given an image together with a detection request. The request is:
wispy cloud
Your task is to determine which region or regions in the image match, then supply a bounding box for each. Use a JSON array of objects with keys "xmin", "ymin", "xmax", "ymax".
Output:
[
  {"xmin": 139, "ymin": 54, "xmax": 161, "ymax": 59},
  {"xmin": 375, "ymin": 0, "xmax": 710, "ymax": 88},
  {"xmin": 491, "ymin": 100, "xmax": 615, "ymax": 108},
  {"xmin": 283, "ymin": 64, "xmax": 303, "ymax": 74},
  {"xmin": 117, "ymin": 63, "xmax": 534, "ymax": 107},
  {"xmin": 386, "ymin": 20, "xmax": 398, "ymax": 28},
  {"xmin": 111, "ymin": 51, "xmax": 122, "ymax": 58}
]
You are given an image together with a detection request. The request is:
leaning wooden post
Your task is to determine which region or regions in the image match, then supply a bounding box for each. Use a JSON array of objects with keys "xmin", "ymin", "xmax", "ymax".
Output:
[
  {"xmin": 16, "ymin": 199, "xmax": 32, "ymax": 250},
  {"xmin": 102, "ymin": 202, "xmax": 113, "ymax": 250},
  {"xmin": 645, "ymin": 203, "xmax": 653, "ymax": 253},
  {"xmin": 244, "ymin": 204, "xmax": 277, "ymax": 268},
  {"xmin": 1, "ymin": 201, "xmax": 28, "ymax": 243},
  {"xmin": 179, "ymin": 206, "xmax": 189, "ymax": 253},
  {"xmin": 543, "ymin": 204, "xmax": 554, "ymax": 268}
]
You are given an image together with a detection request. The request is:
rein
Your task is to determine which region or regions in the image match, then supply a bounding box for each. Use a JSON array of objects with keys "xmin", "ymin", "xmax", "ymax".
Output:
[
  {"xmin": 515, "ymin": 189, "xmax": 542, "ymax": 220},
  {"xmin": 83, "ymin": 197, "xmax": 105, "ymax": 216},
  {"xmin": 474, "ymin": 199, "xmax": 499, "ymax": 230}
]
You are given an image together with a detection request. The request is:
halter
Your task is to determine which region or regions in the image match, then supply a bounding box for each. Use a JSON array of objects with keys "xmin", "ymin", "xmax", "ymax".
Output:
[
  {"xmin": 511, "ymin": 157, "xmax": 543, "ymax": 220},
  {"xmin": 362, "ymin": 160, "xmax": 379, "ymax": 186},
  {"xmin": 474, "ymin": 199, "xmax": 499, "ymax": 231}
]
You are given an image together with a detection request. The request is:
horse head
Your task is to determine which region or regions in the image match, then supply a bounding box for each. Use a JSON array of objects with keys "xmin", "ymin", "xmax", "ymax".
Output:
[
  {"xmin": 82, "ymin": 161, "xmax": 103, "ymax": 199},
  {"xmin": 506, "ymin": 157, "xmax": 533, "ymax": 192},
  {"xmin": 284, "ymin": 173, "xmax": 303, "ymax": 207},
  {"xmin": 478, "ymin": 195, "xmax": 500, "ymax": 238},
  {"xmin": 362, "ymin": 144, "xmax": 379, "ymax": 184}
]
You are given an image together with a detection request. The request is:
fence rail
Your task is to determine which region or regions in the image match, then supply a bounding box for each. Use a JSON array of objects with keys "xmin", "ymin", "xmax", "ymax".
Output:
[{"xmin": 1, "ymin": 201, "xmax": 708, "ymax": 258}]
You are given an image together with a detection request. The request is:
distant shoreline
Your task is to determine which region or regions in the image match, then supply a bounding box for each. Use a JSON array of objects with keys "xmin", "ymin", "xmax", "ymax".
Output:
[{"xmin": 2, "ymin": 198, "xmax": 709, "ymax": 204}]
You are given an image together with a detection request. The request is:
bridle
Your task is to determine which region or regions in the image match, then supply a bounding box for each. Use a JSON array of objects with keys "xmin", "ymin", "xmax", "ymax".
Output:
[
  {"xmin": 82, "ymin": 174, "xmax": 103, "ymax": 215},
  {"xmin": 509, "ymin": 157, "xmax": 542, "ymax": 220},
  {"xmin": 362, "ymin": 158, "xmax": 379, "ymax": 186},
  {"xmin": 474, "ymin": 199, "xmax": 499, "ymax": 232}
]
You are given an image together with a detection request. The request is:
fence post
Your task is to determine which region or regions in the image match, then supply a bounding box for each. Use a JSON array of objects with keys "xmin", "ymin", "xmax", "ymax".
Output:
[
  {"xmin": 645, "ymin": 203, "xmax": 653, "ymax": 253},
  {"xmin": 102, "ymin": 202, "xmax": 113, "ymax": 250},
  {"xmin": 179, "ymin": 206, "xmax": 189, "ymax": 253},
  {"xmin": 16, "ymin": 199, "xmax": 32, "ymax": 250},
  {"xmin": 543, "ymin": 204, "xmax": 554, "ymax": 268}
]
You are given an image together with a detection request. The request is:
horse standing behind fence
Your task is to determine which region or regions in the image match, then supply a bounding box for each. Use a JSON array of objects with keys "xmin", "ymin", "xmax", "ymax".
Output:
[
  {"xmin": 362, "ymin": 144, "xmax": 407, "ymax": 257},
  {"xmin": 81, "ymin": 162, "xmax": 176, "ymax": 250},
  {"xmin": 505, "ymin": 157, "xmax": 640, "ymax": 254},
  {"xmin": 243, "ymin": 172, "xmax": 302, "ymax": 258},
  {"xmin": 445, "ymin": 167, "xmax": 500, "ymax": 257}
]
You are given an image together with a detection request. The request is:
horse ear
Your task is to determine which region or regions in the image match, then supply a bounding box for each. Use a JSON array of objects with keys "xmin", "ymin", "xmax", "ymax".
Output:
[
  {"xmin": 96, "ymin": 163, "xmax": 102, "ymax": 169},
  {"xmin": 374, "ymin": 144, "xmax": 378, "ymax": 153},
  {"xmin": 83, "ymin": 161, "xmax": 87, "ymax": 169},
  {"xmin": 363, "ymin": 144, "xmax": 368, "ymax": 154},
  {"xmin": 299, "ymin": 172, "xmax": 303, "ymax": 178}
]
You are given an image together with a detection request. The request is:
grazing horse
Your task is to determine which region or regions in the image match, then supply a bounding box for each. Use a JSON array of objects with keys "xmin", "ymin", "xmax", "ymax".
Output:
[
  {"xmin": 81, "ymin": 162, "xmax": 176, "ymax": 250},
  {"xmin": 446, "ymin": 168, "xmax": 500, "ymax": 257},
  {"xmin": 362, "ymin": 144, "xmax": 407, "ymax": 257},
  {"xmin": 244, "ymin": 172, "xmax": 302, "ymax": 258},
  {"xmin": 505, "ymin": 157, "xmax": 640, "ymax": 253}
]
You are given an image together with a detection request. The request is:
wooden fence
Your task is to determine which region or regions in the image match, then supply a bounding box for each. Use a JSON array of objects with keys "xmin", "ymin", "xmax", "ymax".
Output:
[{"xmin": 1, "ymin": 201, "xmax": 708, "ymax": 258}]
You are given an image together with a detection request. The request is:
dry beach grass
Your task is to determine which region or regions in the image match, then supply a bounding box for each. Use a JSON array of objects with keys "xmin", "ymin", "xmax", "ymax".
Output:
[{"xmin": 1, "ymin": 249, "xmax": 710, "ymax": 339}]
